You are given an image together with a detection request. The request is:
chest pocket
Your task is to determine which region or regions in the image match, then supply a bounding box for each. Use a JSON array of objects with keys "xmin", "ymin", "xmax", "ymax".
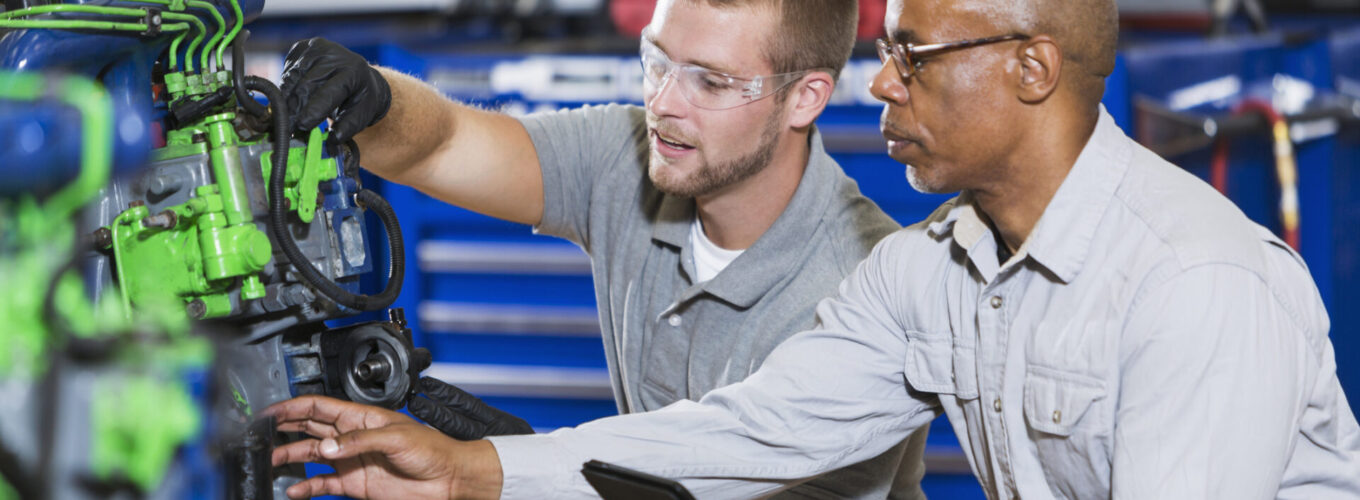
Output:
[
  {"xmin": 1023, "ymin": 365, "xmax": 1105, "ymax": 436},
  {"xmin": 903, "ymin": 330, "xmax": 978, "ymax": 400}
]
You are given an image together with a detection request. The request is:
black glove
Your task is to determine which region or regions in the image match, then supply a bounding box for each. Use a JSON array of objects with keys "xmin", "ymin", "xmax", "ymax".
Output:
[
  {"xmin": 279, "ymin": 37, "xmax": 391, "ymax": 144},
  {"xmin": 407, "ymin": 376, "xmax": 534, "ymax": 440}
]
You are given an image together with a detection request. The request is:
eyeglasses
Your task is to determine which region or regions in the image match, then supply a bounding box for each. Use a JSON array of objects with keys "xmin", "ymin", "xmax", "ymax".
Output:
[
  {"xmin": 875, "ymin": 34, "xmax": 1031, "ymax": 82},
  {"xmin": 640, "ymin": 38, "xmax": 822, "ymax": 110}
]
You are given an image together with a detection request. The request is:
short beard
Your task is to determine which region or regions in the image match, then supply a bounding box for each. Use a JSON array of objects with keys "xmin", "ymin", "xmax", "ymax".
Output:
[
  {"xmin": 649, "ymin": 108, "xmax": 783, "ymax": 198},
  {"xmin": 905, "ymin": 164, "xmax": 945, "ymax": 194}
]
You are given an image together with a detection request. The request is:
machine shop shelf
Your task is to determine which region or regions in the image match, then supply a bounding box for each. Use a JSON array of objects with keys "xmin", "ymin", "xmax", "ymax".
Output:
[
  {"xmin": 419, "ymin": 300, "xmax": 601, "ymax": 336},
  {"xmin": 418, "ymin": 240, "xmax": 591, "ymax": 275},
  {"xmin": 424, "ymin": 362, "xmax": 614, "ymax": 399}
]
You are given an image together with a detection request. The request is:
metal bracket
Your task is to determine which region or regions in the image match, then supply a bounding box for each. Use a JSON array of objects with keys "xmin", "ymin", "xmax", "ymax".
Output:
[{"xmin": 141, "ymin": 8, "xmax": 163, "ymax": 37}]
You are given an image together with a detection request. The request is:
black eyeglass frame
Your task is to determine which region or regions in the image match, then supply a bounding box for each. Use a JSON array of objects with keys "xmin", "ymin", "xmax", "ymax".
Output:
[{"xmin": 875, "ymin": 34, "xmax": 1032, "ymax": 81}]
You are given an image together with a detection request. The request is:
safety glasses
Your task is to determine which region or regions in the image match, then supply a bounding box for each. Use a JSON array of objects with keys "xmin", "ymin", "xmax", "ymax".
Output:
[{"xmin": 640, "ymin": 38, "xmax": 822, "ymax": 110}]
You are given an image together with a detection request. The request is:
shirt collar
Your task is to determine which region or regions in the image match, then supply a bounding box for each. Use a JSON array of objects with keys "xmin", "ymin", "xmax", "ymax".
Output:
[
  {"xmin": 651, "ymin": 127, "xmax": 839, "ymax": 308},
  {"xmin": 931, "ymin": 106, "xmax": 1132, "ymax": 283},
  {"xmin": 1023, "ymin": 106, "xmax": 1131, "ymax": 283}
]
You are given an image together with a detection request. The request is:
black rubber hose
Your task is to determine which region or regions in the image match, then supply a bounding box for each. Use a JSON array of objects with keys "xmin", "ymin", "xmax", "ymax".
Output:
[
  {"xmin": 232, "ymin": 29, "xmax": 270, "ymax": 120},
  {"xmin": 34, "ymin": 244, "xmax": 88, "ymax": 500},
  {"xmin": 242, "ymin": 75, "xmax": 404, "ymax": 312},
  {"xmin": 0, "ymin": 435, "xmax": 34, "ymax": 500}
]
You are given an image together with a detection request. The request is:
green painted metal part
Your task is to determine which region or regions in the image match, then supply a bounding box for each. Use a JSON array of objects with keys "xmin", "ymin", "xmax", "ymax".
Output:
[
  {"xmin": 0, "ymin": 478, "xmax": 14, "ymax": 500},
  {"xmin": 206, "ymin": 116, "xmax": 250, "ymax": 225},
  {"xmin": 261, "ymin": 127, "xmax": 340, "ymax": 224},
  {"xmin": 232, "ymin": 386, "xmax": 253, "ymax": 418},
  {"xmin": 108, "ymin": 86, "xmax": 277, "ymax": 314},
  {"xmin": 0, "ymin": 54, "xmax": 216, "ymax": 500},
  {"xmin": 91, "ymin": 376, "xmax": 202, "ymax": 491},
  {"xmin": 216, "ymin": 0, "xmax": 245, "ymax": 72},
  {"xmin": 105, "ymin": 181, "xmax": 272, "ymax": 318}
]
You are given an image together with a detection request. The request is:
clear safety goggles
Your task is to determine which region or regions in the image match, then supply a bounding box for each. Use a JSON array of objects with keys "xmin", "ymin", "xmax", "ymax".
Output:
[{"xmin": 639, "ymin": 38, "xmax": 821, "ymax": 110}]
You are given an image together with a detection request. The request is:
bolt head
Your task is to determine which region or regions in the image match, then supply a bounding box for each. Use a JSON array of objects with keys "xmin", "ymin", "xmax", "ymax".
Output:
[
  {"xmin": 92, "ymin": 227, "xmax": 113, "ymax": 248},
  {"xmin": 186, "ymin": 299, "xmax": 207, "ymax": 319}
]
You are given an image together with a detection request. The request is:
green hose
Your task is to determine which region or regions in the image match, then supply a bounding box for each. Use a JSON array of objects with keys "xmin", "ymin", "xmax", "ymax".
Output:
[
  {"xmin": 159, "ymin": 11, "xmax": 206, "ymax": 72},
  {"xmin": 0, "ymin": 18, "xmax": 186, "ymax": 34},
  {"xmin": 215, "ymin": 0, "xmax": 244, "ymax": 71},
  {"xmin": 0, "ymin": 4, "xmax": 198, "ymax": 70},
  {"xmin": 188, "ymin": 1, "xmax": 228, "ymax": 72},
  {"xmin": 108, "ymin": 0, "xmax": 229, "ymax": 73},
  {"xmin": 0, "ymin": 4, "xmax": 146, "ymax": 20}
]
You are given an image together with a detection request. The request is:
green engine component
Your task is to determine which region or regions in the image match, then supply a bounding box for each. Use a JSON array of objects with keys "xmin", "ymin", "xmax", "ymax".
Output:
[
  {"xmin": 1, "ymin": 69, "xmax": 213, "ymax": 498},
  {"xmin": 261, "ymin": 127, "xmax": 340, "ymax": 224},
  {"xmin": 91, "ymin": 375, "xmax": 203, "ymax": 491},
  {"xmin": 105, "ymin": 182, "xmax": 271, "ymax": 319},
  {"xmin": 106, "ymin": 80, "xmax": 297, "ymax": 318}
]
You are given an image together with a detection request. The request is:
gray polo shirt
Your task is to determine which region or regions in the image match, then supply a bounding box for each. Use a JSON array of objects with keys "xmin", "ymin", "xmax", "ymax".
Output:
[{"xmin": 521, "ymin": 104, "xmax": 926, "ymax": 499}]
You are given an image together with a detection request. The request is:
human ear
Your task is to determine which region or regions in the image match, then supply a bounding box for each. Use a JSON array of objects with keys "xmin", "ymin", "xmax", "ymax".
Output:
[
  {"xmin": 787, "ymin": 71, "xmax": 835, "ymax": 128},
  {"xmin": 1016, "ymin": 35, "xmax": 1062, "ymax": 103}
]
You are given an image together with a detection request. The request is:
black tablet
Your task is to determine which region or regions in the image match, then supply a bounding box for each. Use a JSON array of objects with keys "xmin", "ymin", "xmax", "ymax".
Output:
[{"xmin": 581, "ymin": 460, "xmax": 697, "ymax": 500}]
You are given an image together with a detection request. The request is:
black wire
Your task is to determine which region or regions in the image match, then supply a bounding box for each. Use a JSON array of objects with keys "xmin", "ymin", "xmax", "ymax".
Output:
[
  {"xmin": 242, "ymin": 75, "xmax": 405, "ymax": 312},
  {"xmin": 33, "ymin": 242, "xmax": 96, "ymax": 500},
  {"xmin": 0, "ymin": 434, "xmax": 36, "ymax": 500},
  {"xmin": 231, "ymin": 29, "xmax": 269, "ymax": 120}
]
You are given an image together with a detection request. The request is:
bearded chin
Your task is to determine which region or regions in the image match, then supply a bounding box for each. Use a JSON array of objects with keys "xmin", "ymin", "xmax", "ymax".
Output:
[
  {"xmin": 649, "ymin": 117, "xmax": 781, "ymax": 198},
  {"xmin": 905, "ymin": 164, "xmax": 948, "ymax": 195}
]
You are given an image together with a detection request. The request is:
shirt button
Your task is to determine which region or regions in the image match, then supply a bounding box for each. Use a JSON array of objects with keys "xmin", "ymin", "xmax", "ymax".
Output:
[
  {"xmin": 990, "ymin": 296, "xmax": 1003, "ymax": 309},
  {"xmin": 993, "ymin": 397, "xmax": 1002, "ymax": 412},
  {"xmin": 1052, "ymin": 410, "xmax": 1062, "ymax": 424},
  {"xmin": 667, "ymin": 315, "xmax": 682, "ymax": 327}
]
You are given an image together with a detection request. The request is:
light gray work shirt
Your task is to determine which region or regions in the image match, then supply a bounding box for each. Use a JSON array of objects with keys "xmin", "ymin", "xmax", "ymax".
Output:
[
  {"xmin": 518, "ymin": 104, "xmax": 928, "ymax": 498},
  {"xmin": 491, "ymin": 107, "xmax": 1360, "ymax": 499}
]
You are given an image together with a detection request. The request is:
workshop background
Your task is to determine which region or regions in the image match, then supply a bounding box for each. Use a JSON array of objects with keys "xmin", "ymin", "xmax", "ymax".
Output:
[
  {"xmin": 230, "ymin": 0, "xmax": 1360, "ymax": 497},
  {"xmin": 2, "ymin": 0, "xmax": 1351, "ymax": 497},
  {"xmin": 221, "ymin": 0, "xmax": 1360, "ymax": 497}
]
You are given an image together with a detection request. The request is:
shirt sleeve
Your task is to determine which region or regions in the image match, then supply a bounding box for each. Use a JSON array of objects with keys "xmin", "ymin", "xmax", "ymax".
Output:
[
  {"xmin": 1111, "ymin": 263, "xmax": 1312, "ymax": 499},
  {"xmin": 489, "ymin": 231, "xmax": 938, "ymax": 499},
  {"xmin": 520, "ymin": 104, "xmax": 648, "ymax": 249}
]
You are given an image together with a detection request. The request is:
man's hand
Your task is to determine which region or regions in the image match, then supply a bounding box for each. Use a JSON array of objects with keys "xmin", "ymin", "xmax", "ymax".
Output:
[
  {"xmin": 408, "ymin": 376, "xmax": 535, "ymax": 440},
  {"xmin": 280, "ymin": 37, "xmax": 392, "ymax": 144},
  {"xmin": 266, "ymin": 395, "xmax": 503, "ymax": 500}
]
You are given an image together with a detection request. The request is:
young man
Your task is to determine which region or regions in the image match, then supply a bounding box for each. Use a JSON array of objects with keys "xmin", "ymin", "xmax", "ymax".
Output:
[
  {"xmin": 277, "ymin": 0, "xmax": 928, "ymax": 498},
  {"xmin": 267, "ymin": 0, "xmax": 1360, "ymax": 498}
]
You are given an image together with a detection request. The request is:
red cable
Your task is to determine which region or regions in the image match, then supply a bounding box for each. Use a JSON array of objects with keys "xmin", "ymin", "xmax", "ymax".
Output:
[{"xmin": 1207, "ymin": 99, "xmax": 1300, "ymax": 250}]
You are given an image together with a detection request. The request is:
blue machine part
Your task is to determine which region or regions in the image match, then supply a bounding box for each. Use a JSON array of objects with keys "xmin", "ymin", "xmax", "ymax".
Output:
[
  {"xmin": 0, "ymin": 99, "xmax": 84, "ymax": 196},
  {"xmin": 0, "ymin": 0, "xmax": 267, "ymax": 184}
]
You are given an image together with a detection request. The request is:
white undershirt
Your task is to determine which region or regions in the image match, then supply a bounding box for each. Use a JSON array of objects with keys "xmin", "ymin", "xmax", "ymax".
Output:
[{"xmin": 689, "ymin": 217, "xmax": 745, "ymax": 283}]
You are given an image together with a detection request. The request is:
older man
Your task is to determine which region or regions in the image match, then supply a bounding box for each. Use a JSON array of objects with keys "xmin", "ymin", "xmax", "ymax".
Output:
[{"xmin": 268, "ymin": 0, "xmax": 1360, "ymax": 498}]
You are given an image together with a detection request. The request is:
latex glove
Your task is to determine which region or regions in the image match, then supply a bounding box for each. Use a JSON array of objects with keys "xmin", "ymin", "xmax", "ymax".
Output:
[
  {"xmin": 279, "ymin": 37, "xmax": 391, "ymax": 144},
  {"xmin": 408, "ymin": 376, "xmax": 535, "ymax": 440},
  {"xmin": 267, "ymin": 395, "xmax": 503, "ymax": 500}
]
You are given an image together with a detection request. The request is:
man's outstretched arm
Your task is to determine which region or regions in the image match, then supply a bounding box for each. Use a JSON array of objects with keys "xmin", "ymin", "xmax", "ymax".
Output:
[
  {"xmin": 271, "ymin": 231, "xmax": 938, "ymax": 498},
  {"xmin": 266, "ymin": 395, "xmax": 505, "ymax": 500},
  {"xmin": 282, "ymin": 38, "xmax": 544, "ymax": 225}
]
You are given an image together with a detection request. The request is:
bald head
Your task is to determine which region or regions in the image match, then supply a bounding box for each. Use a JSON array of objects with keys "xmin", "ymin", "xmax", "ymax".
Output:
[{"xmin": 958, "ymin": 0, "xmax": 1119, "ymax": 103}]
